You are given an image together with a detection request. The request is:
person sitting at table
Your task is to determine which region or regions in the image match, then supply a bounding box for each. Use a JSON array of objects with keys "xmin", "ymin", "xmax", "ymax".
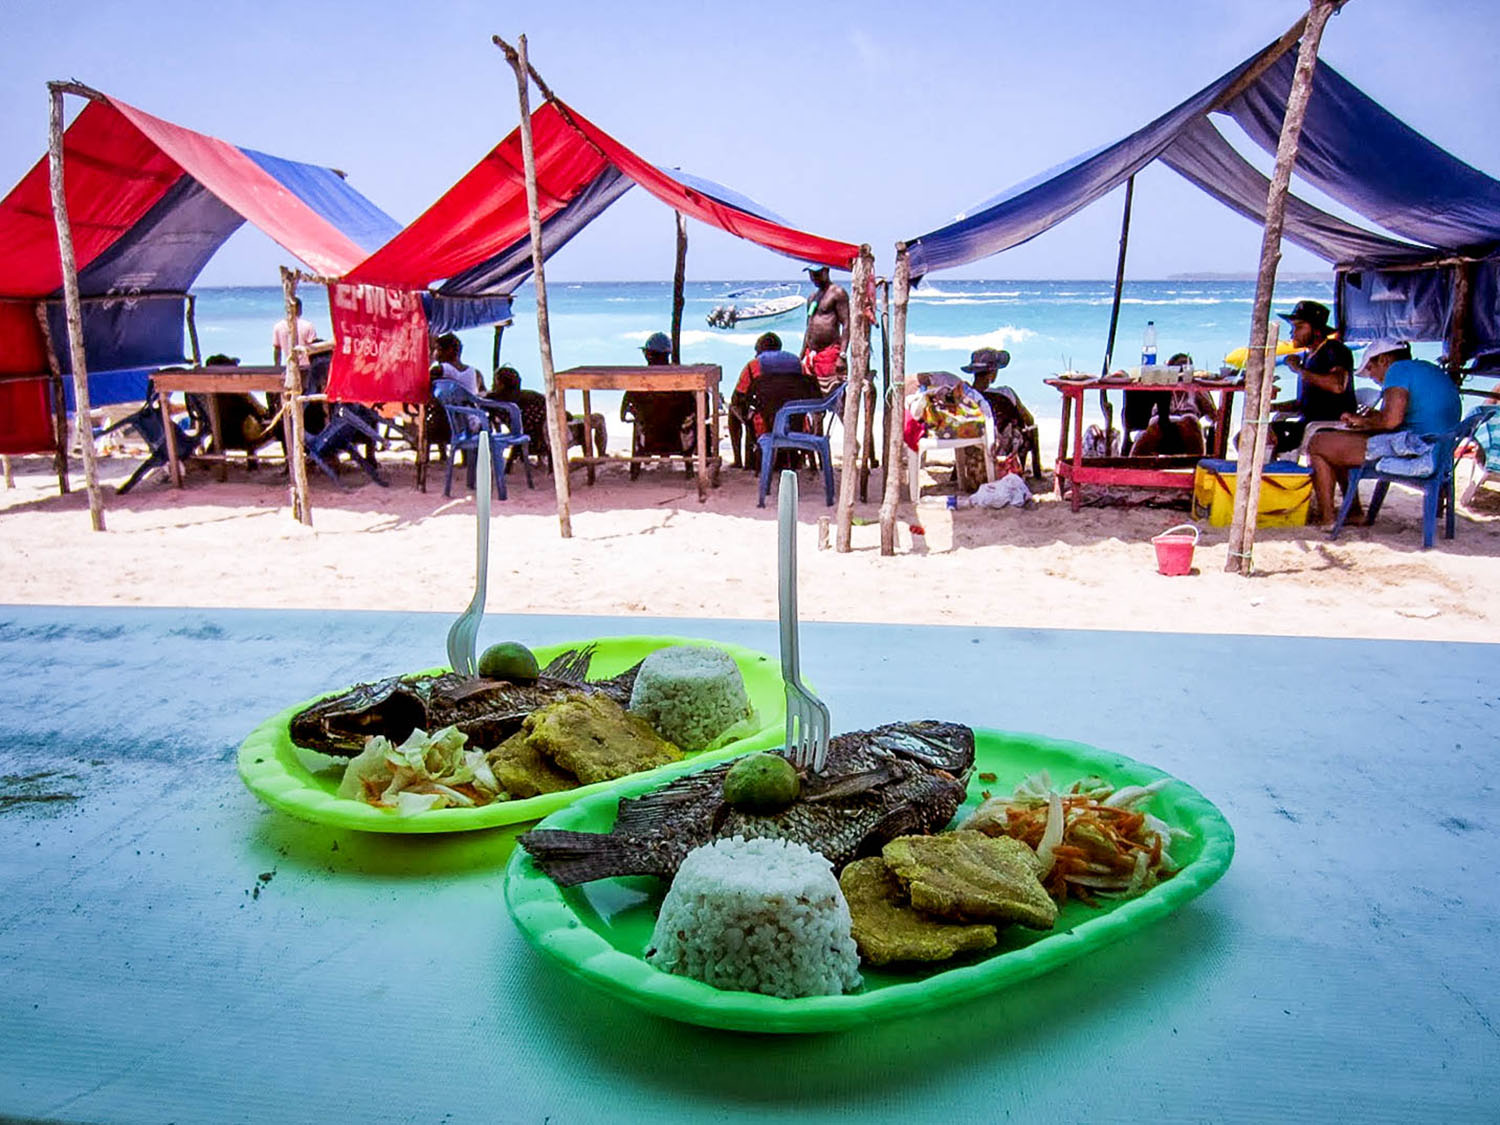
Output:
[
  {"xmin": 1306, "ymin": 338, "xmax": 1461, "ymax": 527},
  {"xmin": 962, "ymin": 347, "xmax": 1040, "ymax": 475},
  {"xmin": 620, "ymin": 331, "xmax": 699, "ymax": 474},
  {"xmin": 728, "ymin": 332, "xmax": 780, "ymax": 469},
  {"xmin": 186, "ymin": 354, "xmax": 278, "ymax": 463},
  {"xmin": 1268, "ymin": 299, "xmax": 1354, "ymax": 456},
  {"xmin": 1127, "ymin": 353, "xmax": 1216, "ymax": 457},
  {"xmin": 745, "ymin": 343, "xmax": 820, "ymax": 473},
  {"xmin": 431, "ymin": 333, "xmax": 486, "ymax": 396},
  {"xmin": 490, "ymin": 365, "xmax": 606, "ymax": 471}
]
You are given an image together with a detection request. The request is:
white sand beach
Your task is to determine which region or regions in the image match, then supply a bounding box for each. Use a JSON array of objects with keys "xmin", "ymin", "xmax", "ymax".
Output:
[{"xmin": 3, "ymin": 427, "xmax": 1496, "ymax": 644}]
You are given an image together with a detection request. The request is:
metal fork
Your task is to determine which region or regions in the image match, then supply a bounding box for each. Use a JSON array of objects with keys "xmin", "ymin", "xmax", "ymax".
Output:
[
  {"xmin": 777, "ymin": 469, "xmax": 830, "ymax": 773},
  {"xmin": 446, "ymin": 437, "xmax": 492, "ymax": 676}
]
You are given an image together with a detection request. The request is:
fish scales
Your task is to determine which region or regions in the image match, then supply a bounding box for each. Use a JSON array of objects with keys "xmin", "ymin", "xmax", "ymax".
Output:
[{"xmin": 520, "ymin": 720, "xmax": 974, "ymax": 885}]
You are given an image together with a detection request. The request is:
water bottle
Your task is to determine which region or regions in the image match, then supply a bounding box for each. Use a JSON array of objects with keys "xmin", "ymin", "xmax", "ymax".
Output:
[{"xmin": 1141, "ymin": 321, "xmax": 1158, "ymax": 366}]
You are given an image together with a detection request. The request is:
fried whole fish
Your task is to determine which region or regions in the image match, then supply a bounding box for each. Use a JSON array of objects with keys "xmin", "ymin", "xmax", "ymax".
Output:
[
  {"xmin": 519, "ymin": 720, "xmax": 974, "ymax": 885},
  {"xmin": 289, "ymin": 646, "xmax": 642, "ymax": 757}
]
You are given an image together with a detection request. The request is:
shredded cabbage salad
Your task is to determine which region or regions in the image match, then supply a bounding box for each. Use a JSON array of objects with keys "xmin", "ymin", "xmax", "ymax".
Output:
[{"xmin": 335, "ymin": 726, "xmax": 505, "ymax": 815}]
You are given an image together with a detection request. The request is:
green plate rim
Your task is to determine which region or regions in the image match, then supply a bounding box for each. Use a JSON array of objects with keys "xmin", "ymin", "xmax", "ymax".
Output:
[
  {"xmin": 236, "ymin": 636, "xmax": 785, "ymax": 834},
  {"xmin": 503, "ymin": 728, "xmax": 1236, "ymax": 1033}
]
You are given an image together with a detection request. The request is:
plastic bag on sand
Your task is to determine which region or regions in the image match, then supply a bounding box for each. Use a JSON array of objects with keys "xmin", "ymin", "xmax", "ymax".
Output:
[{"xmin": 965, "ymin": 474, "xmax": 1034, "ymax": 509}]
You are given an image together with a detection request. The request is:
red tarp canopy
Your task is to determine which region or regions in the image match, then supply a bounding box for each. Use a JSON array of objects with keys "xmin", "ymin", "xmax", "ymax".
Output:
[{"xmin": 349, "ymin": 100, "xmax": 859, "ymax": 289}]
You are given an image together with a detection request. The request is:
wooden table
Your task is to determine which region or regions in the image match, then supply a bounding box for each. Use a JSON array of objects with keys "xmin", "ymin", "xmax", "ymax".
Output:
[
  {"xmin": 1047, "ymin": 376, "xmax": 1242, "ymax": 511},
  {"xmin": 150, "ymin": 366, "xmax": 292, "ymax": 487},
  {"xmin": 554, "ymin": 364, "xmax": 722, "ymax": 501}
]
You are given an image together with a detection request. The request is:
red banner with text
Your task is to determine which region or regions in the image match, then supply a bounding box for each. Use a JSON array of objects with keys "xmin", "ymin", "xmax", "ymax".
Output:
[{"xmin": 326, "ymin": 283, "xmax": 430, "ymax": 403}]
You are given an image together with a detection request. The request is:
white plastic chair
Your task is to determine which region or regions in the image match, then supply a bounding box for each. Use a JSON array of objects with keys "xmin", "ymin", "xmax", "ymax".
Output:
[
  {"xmin": 908, "ymin": 413, "xmax": 996, "ymax": 502},
  {"xmin": 1290, "ymin": 387, "xmax": 1380, "ymax": 464}
]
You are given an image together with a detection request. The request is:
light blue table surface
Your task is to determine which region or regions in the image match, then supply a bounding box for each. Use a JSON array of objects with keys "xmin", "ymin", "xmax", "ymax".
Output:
[{"xmin": 0, "ymin": 606, "xmax": 1494, "ymax": 1124}]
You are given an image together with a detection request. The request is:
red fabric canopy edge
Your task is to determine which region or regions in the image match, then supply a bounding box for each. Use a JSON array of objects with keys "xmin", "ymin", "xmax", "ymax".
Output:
[
  {"xmin": 558, "ymin": 101, "xmax": 859, "ymax": 270},
  {"xmin": 346, "ymin": 102, "xmax": 610, "ymax": 287}
]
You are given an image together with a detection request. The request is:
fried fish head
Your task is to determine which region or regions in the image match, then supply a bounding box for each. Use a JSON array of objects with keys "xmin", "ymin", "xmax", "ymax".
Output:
[
  {"xmin": 883, "ymin": 830, "xmax": 1058, "ymax": 929},
  {"xmin": 839, "ymin": 857, "xmax": 997, "ymax": 967}
]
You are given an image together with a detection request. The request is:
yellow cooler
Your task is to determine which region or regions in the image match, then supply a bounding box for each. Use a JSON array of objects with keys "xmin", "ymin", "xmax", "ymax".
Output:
[{"xmin": 1192, "ymin": 459, "xmax": 1312, "ymax": 528}]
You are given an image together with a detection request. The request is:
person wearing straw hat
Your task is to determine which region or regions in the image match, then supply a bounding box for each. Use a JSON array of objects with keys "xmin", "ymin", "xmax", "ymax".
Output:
[
  {"xmin": 1306, "ymin": 338, "xmax": 1461, "ymax": 526},
  {"xmin": 1268, "ymin": 299, "xmax": 1354, "ymax": 455}
]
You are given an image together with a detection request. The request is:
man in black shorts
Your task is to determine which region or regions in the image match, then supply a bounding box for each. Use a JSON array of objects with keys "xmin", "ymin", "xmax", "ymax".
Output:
[{"xmin": 1269, "ymin": 299, "xmax": 1354, "ymax": 456}]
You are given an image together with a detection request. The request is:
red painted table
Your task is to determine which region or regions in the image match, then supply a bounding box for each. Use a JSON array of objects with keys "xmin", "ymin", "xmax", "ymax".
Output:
[{"xmin": 1046, "ymin": 376, "xmax": 1243, "ymax": 511}]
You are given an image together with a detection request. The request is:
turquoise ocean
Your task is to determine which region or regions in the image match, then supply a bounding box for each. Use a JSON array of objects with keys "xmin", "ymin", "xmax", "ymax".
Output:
[{"xmin": 190, "ymin": 277, "xmax": 1343, "ymax": 423}]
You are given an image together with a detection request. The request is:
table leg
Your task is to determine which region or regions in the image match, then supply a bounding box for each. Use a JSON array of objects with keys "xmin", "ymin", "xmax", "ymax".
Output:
[
  {"xmin": 695, "ymin": 388, "xmax": 708, "ymax": 503},
  {"xmin": 160, "ymin": 392, "xmax": 183, "ymax": 489},
  {"xmin": 1071, "ymin": 389, "xmax": 1086, "ymax": 513},
  {"xmin": 581, "ymin": 389, "xmax": 595, "ymax": 485},
  {"xmin": 1055, "ymin": 393, "xmax": 1071, "ymax": 499},
  {"xmin": 208, "ymin": 394, "xmax": 225, "ymax": 482},
  {"xmin": 1215, "ymin": 391, "xmax": 1234, "ymax": 459}
]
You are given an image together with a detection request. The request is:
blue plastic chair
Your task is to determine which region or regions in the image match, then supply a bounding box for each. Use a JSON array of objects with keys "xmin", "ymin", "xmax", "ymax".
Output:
[
  {"xmin": 756, "ymin": 384, "xmax": 845, "ymax": 508},
  {"xmin": 98, "ymin": 388, "xmax": 205, "ymax": 494},
  {"xmin": 1458, "ymin": 404, "xmax": 1500, "ymax": 506},
  {"xmin": 433, "ymin": 379, "xmax": 533, "ymax": 500},
  {"xmin": 306, "ymin": 403, "xmax": 388, "ymax": 488},
  {"xmin": 1330, "ymin": 409, "xmax": 1492, "ymax": 549}
]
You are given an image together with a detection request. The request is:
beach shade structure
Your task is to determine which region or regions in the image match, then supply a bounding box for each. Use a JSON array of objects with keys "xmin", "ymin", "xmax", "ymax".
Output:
[
  {"xmin": 884, "ymin": 2, "xmax": 1500, "ymax": 560},
  {"xmin": 0, "ymin": 83, "xmax": 405, "ymax": 526},
  {"xmin": 347, "ymin": 45, "xmax": 867, "ymax": 539}
]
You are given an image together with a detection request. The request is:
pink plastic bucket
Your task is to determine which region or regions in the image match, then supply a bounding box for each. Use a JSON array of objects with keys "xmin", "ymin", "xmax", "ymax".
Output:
[{"xmin": 1151, "ymin": 523, "xmax": 1199, "ymax": 576}]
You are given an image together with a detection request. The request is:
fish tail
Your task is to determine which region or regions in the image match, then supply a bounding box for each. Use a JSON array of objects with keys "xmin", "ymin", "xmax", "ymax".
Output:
[{"xmin": 518, "ymin": 828, "xmax": 655, "ymax": 885}]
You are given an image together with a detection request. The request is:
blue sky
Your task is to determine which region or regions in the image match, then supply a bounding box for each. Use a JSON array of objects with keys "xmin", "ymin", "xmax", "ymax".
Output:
[{"xmin": 3, "ymin": 0, "xmax": 1497, "ymax": 283}]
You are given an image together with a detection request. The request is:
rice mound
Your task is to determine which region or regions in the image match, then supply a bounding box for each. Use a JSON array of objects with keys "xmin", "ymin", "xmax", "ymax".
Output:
[
  {"xmin": 646, "ymin": 836, "xmax": 863, "ymax": 999},
  {"xmin": 628, "ymin": 645, "xmax": 751, "ymax": 752}
]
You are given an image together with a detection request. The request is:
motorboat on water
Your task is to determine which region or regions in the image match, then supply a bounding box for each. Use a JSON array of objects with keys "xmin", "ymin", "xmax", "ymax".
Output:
[{"xmin": 706, "ymin": 284, "xmax": 806, "ymax": 329}]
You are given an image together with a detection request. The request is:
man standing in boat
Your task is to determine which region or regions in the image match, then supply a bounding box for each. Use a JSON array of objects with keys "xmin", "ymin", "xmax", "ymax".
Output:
[{"xmin": 799, "ymin": 265, "xmax": 849, "ymax": 395}]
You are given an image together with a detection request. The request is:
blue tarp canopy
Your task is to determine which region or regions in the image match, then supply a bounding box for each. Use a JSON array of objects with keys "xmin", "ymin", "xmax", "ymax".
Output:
[{"xmin": 903, "ymin": 29, "xmax": 1500, "ymax": 356}]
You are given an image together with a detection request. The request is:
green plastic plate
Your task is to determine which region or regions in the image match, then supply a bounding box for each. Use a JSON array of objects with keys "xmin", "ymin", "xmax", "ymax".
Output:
[
  {"xmin": 504, "ymin": 728, "xmax": 1235, "ymax": 1033},
  {"xmin": 237, "ymin": 636, "xmax": 785, "ymax": 833}
]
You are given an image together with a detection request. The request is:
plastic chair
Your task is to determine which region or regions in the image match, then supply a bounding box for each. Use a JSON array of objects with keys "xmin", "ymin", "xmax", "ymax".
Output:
[
  {"xmin": 97, "ymin": 389, "xmax": 205, "ymax": 494},
  {"xmin": 306, "ymin": 403, "xmax": 388, "ymax": 488},
  {"xmin": 1329, "ymin": 409, "xmax": 1491, "ymax": 549},
  {"xmin": 1457, "ymin": 404, "xmax": 1500, "ymax": 506},
  {"xmin": 909, "ymin": 408, "xmax": 995, "ymax": 503},
  {"xmin": 433, "ymin": 379, "xmax": 533, "ymax": 500},
  {"xmin": 756, "ymin": 384, "xmax": 845, "ymax": 508}
]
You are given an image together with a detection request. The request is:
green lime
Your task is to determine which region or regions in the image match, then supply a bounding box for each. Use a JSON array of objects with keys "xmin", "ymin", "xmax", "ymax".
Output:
[
  {"xmin": 477, "ymin": 641, "xmax": 540, "ymax": 683},
  {"xmin": 722, "ymin": 752, "xmax": 801, "ymax": 815}
]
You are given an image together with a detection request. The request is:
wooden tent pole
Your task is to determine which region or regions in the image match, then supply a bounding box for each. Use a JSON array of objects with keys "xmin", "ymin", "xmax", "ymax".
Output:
[
  {"xmin": 34, "ymin": 303, "xmax": 70, "ymax": 494},
  {"xmin": 1447, "ymin": 261, "xmax": 1471, "ymax": 376},
  {"xmin": 186, "ymin": 293, "xmax": 202, "ymax": 365},
  {"xmin": 1227, "ymin": 0, "xmax": 1344, "ymax": 575},
  {"xmin": 835, "ymin": 246, "xmax": 874, "ymax": 552},
  {"xmin": 859, "ymin": 277, "xmax": 890, "ymax": 503},
  {"xmin": 47, "ymin": 84, "xmax": 105, "ymax": 531},
  {"xmin": 279, "ymin": 267, "xmax": 312, "ymax": 526},
  {"xmin": 878, "ymin": 243, "xmax": 911, "ymax": 555},
  {"xmin": 670, "ymin": 211, "xmax": 687, "ymax": 364},
  {"xmin": 1101, "ymin": 175, "xmax": 1134, "ymax": 377},
  {"xmin": 501, "ymin": 33, "xmax": 572, "ymax": 538}
]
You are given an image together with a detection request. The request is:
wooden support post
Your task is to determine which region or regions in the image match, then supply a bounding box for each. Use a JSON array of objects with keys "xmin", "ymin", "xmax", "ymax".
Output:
[
  {"xmin": 279, "ymin": 268, "xmax": 312, "ymax": 526},
  {"xmin": 1447, "ymin": 261, "xmax": 1471, "ymax": 377},
  {"xmin": 47, "ymin": 84, "xmax": 105, "ymax": 531},
  {"xmin": 670, "ymin": 211, "xmax": 687, "ymax": 365},
  {"xmin": 1227, "ymin": 0, "xmax": 1342, "ymax": 576},
  {"xmin": 878, "ymin": 244, "xmax": 911, "ymax": 555},
  {"xmin": 835, "ymin": 246, "xmax": 874, "ymax": 552},
  {"xmin": 186, "ymin": 293, "xmax": 202, "ymax": 366},
  {"xmin": 493, "ymin": 324, "xmax": 504, "ymax": 372},
  {"xmin": 2, "ymin": 455, "xmax": 12, "ymax": 489},
  {"xmin": 35, "ymin": 302, "xmax": 70, "ymax": 495},
  {"xmin": 498, "ymin": 33, "xmax": 572, "ymax": 538},
  {"xmin": 1100, "ymin": 174, "xmax": 1135, "ymax": 449}
]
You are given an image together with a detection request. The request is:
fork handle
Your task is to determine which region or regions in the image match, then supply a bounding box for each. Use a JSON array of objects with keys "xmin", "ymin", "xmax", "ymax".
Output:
[{"xmin": 777, "ymin": 469, "xmax": 800, "ymax": 683}]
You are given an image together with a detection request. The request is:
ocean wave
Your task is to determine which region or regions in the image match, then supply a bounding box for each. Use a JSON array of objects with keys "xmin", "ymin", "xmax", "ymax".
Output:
[
  {"xmin": 907, "ymin": 326, "xmax": 1035, "ymax": 350},
  {"xmin": 623, "ymin": 328, "xmax": 760, "ymax": 348},
  {"xmin": 911, "ymin": 288, "xmax": 1026, "ymax": 300}
]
